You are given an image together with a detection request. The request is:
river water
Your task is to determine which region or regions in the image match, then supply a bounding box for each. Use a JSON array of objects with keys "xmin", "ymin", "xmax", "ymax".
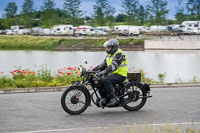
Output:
[{"xmin": 0, "ymin": 50, "xmax": 200, "ymax": 83}]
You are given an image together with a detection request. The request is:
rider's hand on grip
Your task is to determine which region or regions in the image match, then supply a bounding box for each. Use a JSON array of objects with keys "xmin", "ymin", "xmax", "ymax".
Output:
[{"xmin": 96, "ymin": 70, "xmax": 106, "ymax": 77}]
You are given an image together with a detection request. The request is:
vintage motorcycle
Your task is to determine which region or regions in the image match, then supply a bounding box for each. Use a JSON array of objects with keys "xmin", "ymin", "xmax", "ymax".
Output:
[{"xmin": 61, "ymin": 65, "xmax": 152, "ymax": 115}]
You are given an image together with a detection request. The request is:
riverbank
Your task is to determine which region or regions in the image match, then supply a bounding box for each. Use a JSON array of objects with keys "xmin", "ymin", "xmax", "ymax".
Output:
[
  {"xmin": 0, "ymin": 35, "xmax": 144, "ymax": 51},
  {"xmin": 1, "ymin": 82, "xmax": 200, "ymax": 94}
]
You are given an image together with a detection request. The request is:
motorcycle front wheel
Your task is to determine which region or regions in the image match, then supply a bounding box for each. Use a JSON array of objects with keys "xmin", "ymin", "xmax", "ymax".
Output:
[
  {"xmin": 123, "ymin": 83, "xmax": 147, "ymax": 111},
  {"xmin": 61, "ymin": 86, "xmax": 90, "ymax": 115}
]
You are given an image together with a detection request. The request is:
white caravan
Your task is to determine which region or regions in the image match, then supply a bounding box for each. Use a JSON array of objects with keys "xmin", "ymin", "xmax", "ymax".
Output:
[
  {"xmin": 181, "ymin": 21, "xmax": 200, "ymax": 34},
  {"xmin": 6, "ymin": 29, "xmax": 14, "ymax": 35},
  {"xmin": 114, "ymin": 25, "xmax": 140, "ymax": 35},
  {"xmin": 114, "ymin": 25, "xmax": 129, "ymax": 34},
  {"xmin": 53, "ymin": 25, "xmax": 74, "ymax": 35},
  {"xmin": 43, "ymin": 28, "xmax": 54, "ymax": 35},
  {"xmin": 17, "ymin": 29, "xmax": 31, "ymax": 35},
  {"xmin": 31, "ymin": 27, "xmax": 44, "ymax": 35},
  {"xmin": 10, "ymin": 25, "xmax": 25, "ymax": 35},
  {"xmin": 94, "ymin": 29, "xmax": 108, "ymax": 35},
  {"xmin": 148, "ymin": 25, "xmax": 168, "ymax": 32},
  {"xmin": 75, "ymin": 28, "xmax": 95, "ymax": 36},
  {"xmin": 96, "ymin": 26, "xmax": 111, "ymax": 31},
  {"xmin": 75, "ymin": 25, "xmax": 96, "ymax": 36}
]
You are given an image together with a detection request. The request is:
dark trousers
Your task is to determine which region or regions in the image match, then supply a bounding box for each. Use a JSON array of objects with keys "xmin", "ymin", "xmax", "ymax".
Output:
[{"xmin": 102, "ymin": 74, "xmax": 126, "ymax": 97}]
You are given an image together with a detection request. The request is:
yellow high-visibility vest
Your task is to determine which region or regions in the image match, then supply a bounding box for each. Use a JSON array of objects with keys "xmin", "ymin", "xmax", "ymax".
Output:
[{"xmin": 106, "ymin": 48, "xmax": 127, "ymax": 77}]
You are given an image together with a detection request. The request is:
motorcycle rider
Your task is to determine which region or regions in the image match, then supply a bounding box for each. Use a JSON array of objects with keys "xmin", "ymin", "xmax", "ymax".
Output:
[{"xmin": 92, "ymin": 38, "xmax": 128, "ymax": 107}]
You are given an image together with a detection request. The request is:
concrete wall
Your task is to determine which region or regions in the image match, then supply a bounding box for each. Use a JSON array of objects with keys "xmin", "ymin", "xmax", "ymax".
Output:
[{"xmin": 145, "ymin": 40, "xmax": 200, "ymax": 50}]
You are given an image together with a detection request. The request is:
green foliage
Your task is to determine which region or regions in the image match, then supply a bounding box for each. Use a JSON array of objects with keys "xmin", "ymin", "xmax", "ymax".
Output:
[
  {"xmin": 186, "ymin": 0, "xmax": 200, "ymax": 20},
  {"xmin": 121, "ymin": 0, "xmax": 139, "ymax": 25},
  {"xmin": 0, "ymin": 35, "xmax": 144, "ymax": 50},
  {"xmin": 1, "ymin": 0, "xmax": 200, "ymax": 29},
  {"xmin": 0, "ymin": 67, "xmax": 80, "ymax": 89},
  {"xmin": 146, "ymin": 0, "xmax": 169, "ymax": 25},
  {"xmin": 64, "ymin": 0, "xmax": 82, "ymax": 25},
  {"xmin": 22, "ymin": 0, "xmax": 34, "ymax": 14},
  {"xmin": 41, "ymin": 0, "xmax": 55, "ymax": 11},
  {"xmin": 93, "ymin": 0, "xmax": 115, "ymax": 26},
  {"xmin": 116, "ymin": 14, "xmax": 126, "ymax": 22},
  {"xmin": 40, "ymin": 10, "xmax": 60, "ymax": 28},
  {"xmin": 137, "ymin": 5, "xmax": 148, "ymax": 25},
  {"xmin": 4, "ymin": 2, "xmax": 18, "ymax": 18},
  {"xmin": 158, "ymin": 73, "xmax": 166, "ymax": 83}
]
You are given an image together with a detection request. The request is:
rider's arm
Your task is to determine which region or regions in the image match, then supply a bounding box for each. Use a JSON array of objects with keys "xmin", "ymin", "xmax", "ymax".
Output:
[
  {"xmin": 92, "ymin": 59, "xmax": 107, "ymax": 71},
  {"xmin": 105, "ymin": 53, "xmax": 125, "ymax": 73}
]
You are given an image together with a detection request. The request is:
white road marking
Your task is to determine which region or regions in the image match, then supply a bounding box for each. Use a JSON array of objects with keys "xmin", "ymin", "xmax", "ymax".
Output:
[{"xmin": 13, "ymin": 122, "xmax": 200, "ymax": 133}]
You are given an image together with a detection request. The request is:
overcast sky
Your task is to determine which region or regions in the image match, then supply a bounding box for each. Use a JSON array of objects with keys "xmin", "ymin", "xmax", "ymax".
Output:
[{"xmin": 0, "ymin": 0, "xmax": 187, "ymax": 19}]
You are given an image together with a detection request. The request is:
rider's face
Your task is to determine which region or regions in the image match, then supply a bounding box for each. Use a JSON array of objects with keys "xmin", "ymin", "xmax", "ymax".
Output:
[{"xmin": 106, "ymin": 46, "xmax": 111, "ymax": 52}]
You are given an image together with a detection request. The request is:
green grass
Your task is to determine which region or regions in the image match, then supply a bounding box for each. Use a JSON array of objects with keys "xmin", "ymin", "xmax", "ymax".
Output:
[{"xmin": 0, "ymin": 35, "xmax": 144, "ymax": 50}]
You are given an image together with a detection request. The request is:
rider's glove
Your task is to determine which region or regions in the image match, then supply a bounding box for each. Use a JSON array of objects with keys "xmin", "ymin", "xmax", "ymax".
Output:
[
  {"xmin": 96, "ymin": 70, "xmax": 106, "ymax": 77},
  {"xmin": 92, "ymin": 66, "xmax": 99, "ymax": 71}
]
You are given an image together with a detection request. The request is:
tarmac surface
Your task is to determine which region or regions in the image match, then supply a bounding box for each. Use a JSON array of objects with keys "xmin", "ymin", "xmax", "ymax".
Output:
[{"xmin": 0, "ymin": 87, "xmax": 200, "ymax": 133}]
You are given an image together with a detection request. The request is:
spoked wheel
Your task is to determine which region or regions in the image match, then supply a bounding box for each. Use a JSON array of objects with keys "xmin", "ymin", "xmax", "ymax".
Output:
[
  {"xmin": 61, "ymin": 86, "xmax": 90, "ymax": 115},
  {"xmin": 123, "ymin": 84, "xmax": 147, "ymax": 111}
]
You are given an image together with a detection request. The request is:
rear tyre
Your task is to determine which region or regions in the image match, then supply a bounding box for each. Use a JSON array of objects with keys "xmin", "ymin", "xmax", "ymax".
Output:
[
  {"xmin": 123, "ymin": 83, "xmax": 147, "ymax": 111},
  {"xmin": 61, "ymin": 86, "xmax": 90, "ymax": 115}
]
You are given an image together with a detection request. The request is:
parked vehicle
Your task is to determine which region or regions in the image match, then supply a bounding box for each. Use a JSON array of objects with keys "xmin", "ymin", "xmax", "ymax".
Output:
[
  {"xmin": 181, "ymin": 21, "xmax": 200, "ymax": 34},
  {"xmin": 75, "ymin": 28, "xmax": 95, "ymax": 36},
  {"xmin": 96, "ymin": 26, "xmax": 111, "ymax": 31},
  {"xmin": 61, "ymin": 65, "xmax": 152, "ymax": 115},
  {"xmin": 0, "ymin": 30, "xmax": 6, "ymax": 34},
  {"xmin": 11, "ymin": 25, "xmax": 24, "ymax": 31},
  {"xmin": 94, "ymin": 29, "xmax": 108, "ymax": 35},
  {"xmin": 31, "ymin": 27, "xmax": 44, "ymax": 36},
  {"xmin": 17, "ymin": 29, "xmax": 31, "ymax": 35},
  {"xmin": 121, "ymin": 26, "xmax": 140, "ymax": 36},
  {"xmin": 114, "ymin": 25, "xmax": 130, "ymax": 34},
  {"xmin": 52, "ymin": 25, "xmax": 74, "ymax": 36},
  {"xmin": 43, "ymin": 28, "xmax": 54, "ymax": 36},
  {"xmin": 148, "ymin": 25, "xmax": 168, "ymax": 32},
  {"xmin": 114, "ymin": 25, "xmax": 141, "ymax": 35},
  {"xmin": 6, "ymin": 29, "xmax": 14, "ymax": 35},
  {"xmin": 169, "ymin": 24, "xmax": 183, "ymax": 32}
]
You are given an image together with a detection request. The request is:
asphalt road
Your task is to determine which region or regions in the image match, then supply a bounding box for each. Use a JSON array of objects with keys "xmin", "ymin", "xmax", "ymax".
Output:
[{"xmin": 0, "ymin": 87, "xmax": 200, "ymax": 133}]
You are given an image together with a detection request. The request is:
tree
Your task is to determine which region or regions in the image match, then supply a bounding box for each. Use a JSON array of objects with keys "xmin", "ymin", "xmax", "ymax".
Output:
[
  {"xmin": 40, "ymin": 0, "xmax": 59, "ymax": 27},
  {"xmin": 147, "ymin": 0, "xmax": 168, "ymax": 25},
  {"xmin": 121, "ymin": 0, "xmax": 139, "ymax": 25},
  {"xmin": 3, "ymin": 2, "xmax": 18, "ymax": 28},
  {"xmin": 41, "ymin": 0, "xmax": 55, "ymax": 11},
  {"xmin": 63, "ymin": 0, "xmax": 82, "ymax": 25},
  {"xmin": 137, "ymin": 5, "xmax": 147, "ymax": 25},
  {"xmin": 22, "ymin": 0, "xmax": 34, "ymax": 14},
  {"xmin": 175, "ymin": 0, "xmax": 187, "ymax": 23},
  {"xmin": 186, "ymin": 0, "xmax": 200, "ymax": 20},
  {"xmin": 93, "ymin": 0, "xmax": 115, "ymax": 26},
  {"xmin": 21, "ymin": 0, "xmax": 35, "ymax": 28},
  {"xmin": 116, "ymin": 14, "xmax": 126, "ymax": 22},
  {"xmin": 4, "ymin": 2, "xmax": 18, "ymax": 18}
]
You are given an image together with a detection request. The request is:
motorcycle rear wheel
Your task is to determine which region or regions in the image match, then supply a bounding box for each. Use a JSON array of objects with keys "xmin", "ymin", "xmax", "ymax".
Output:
[
  {"xmin": 61, "ymin": 86, "xmax": 90, "ymax": 115},
  {"xmin": 123, "ymin": 83, "xmax": 147, "ymax": 111}
]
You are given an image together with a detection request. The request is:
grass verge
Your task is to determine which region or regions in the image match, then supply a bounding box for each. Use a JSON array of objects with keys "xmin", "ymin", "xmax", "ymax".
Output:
[{"xmin": 0, "ymin": 35, "xmax": 144, "ymax": 50}]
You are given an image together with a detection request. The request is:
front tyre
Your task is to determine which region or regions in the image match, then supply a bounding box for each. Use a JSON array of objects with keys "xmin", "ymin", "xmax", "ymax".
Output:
[
  {"xmin": 61, "ymin": 86, "xmax": 90, "ymax": 115},
  {"xmin": 123, "ymin": 83, "xmax": 147, "ymax": 111}
]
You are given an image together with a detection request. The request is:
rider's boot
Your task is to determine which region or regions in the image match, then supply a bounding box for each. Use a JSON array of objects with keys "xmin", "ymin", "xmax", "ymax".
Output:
[{"xmin": 107, "ymin": 94, "xmax": 119, "ymax": 107}]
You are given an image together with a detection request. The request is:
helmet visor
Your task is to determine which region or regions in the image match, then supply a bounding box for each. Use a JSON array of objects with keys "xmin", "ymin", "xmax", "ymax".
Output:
[{"xmin": 103, "ymin": 40, "xmax": 113, "ymax": 48}]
